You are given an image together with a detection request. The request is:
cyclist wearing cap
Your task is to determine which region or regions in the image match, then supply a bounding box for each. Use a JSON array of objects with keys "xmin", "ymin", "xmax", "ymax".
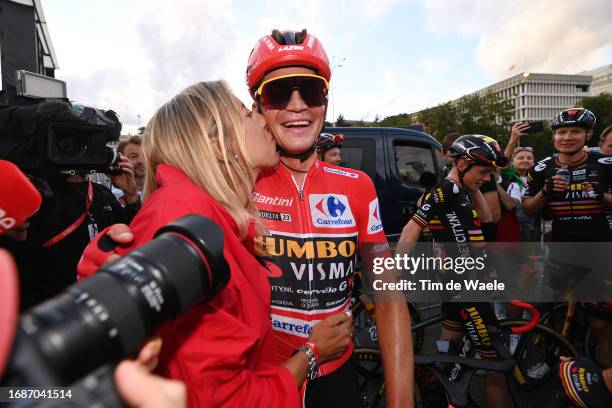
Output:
[
  {"xmin": 246, "ymin": 29, "xmax": 412, "ymax": 407},
  {"xmin": 398, "ymin": 134, "xmax": 514, "ymax": 408},
  {"xmin": 316, "ymin": 133, "xmax": 344, "ymax": 166},
  {"xmin": 523, "ymin": 108, "xmax": 612, "ymax": 370}
]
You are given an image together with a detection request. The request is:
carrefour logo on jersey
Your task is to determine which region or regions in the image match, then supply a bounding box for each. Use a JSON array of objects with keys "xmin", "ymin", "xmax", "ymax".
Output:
[
  {"xmin": 367, "ymin": 199, "xmax": 383, "ymax": 234},
  {"xmin": 309, "ymin": 194, "xmax": 355, "ymax": 228}
]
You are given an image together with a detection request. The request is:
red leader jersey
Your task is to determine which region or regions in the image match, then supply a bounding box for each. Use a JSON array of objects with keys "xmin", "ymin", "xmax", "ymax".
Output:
[
  {"xmin": 79, "ymin": 164, "xmax": 299, "ymax": 408},
  {"xmin": 254, "ymin": 160, "xmax": 388, "ymax": 375}
]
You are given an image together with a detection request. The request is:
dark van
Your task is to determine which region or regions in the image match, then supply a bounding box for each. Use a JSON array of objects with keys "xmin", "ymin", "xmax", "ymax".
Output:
[{"xmin": 326, "ymin": 127, "xmax": 443, "ymax": 237}]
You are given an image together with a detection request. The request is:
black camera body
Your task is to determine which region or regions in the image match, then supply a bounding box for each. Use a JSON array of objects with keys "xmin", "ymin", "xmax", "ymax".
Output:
[
  {"xmin": 1, "ymin": 214, "xmax": 230, "ymax": 406},
  {"xmin": 0, "ymin": 98, "xmax": 122, "ymax": 179}
]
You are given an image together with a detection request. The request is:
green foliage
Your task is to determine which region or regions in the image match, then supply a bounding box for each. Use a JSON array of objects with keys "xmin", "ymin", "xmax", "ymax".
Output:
[
  {"xmin": 335, "ymin": 114, "xmax": 349, "ymax": 127},
  {"xmin": 416, "ymin": 93, "xmax": 514, "ymax": 144},
  {"xmin": 377, "ymin": 113, "xmax": 413, "ymax": 127},
  {"xmin": 137, "ymin": 126, "xmax": 146, "ymax": 135},
  {"xmin": 577, "ymin": 92, "xmax": 612, "ymax": 146}
]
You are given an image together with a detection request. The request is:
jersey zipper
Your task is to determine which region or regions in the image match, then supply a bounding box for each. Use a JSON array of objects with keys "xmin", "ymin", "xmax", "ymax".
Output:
[{"xmin": 287, "ymin": 168, "xmax": 315, "ymax": 308}]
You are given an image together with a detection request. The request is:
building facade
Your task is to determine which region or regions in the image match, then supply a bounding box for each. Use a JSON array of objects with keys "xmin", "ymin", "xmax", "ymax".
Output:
[
  {"xmin": 580, "ymin": 64, "xmax": 612, "ymax": 96},
  {"xmin": 460, "ymin": 72, "xmax": 592, "ymax": 122},
  {"xmin": 410, "ymin": 65, "xmax": 612, "ymax": 123}
]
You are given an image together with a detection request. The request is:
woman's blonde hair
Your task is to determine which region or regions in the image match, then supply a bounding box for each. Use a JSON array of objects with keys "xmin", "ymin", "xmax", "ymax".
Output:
[{"xmin": 142, "ymin": 80, "xmax": 258, "ymax": 239}]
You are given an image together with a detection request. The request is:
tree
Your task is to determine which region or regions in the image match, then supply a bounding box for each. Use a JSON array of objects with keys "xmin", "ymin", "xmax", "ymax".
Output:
[
  {"xmin": 335, "ymin": 114, "xmax": 349, "ymax": 127},
  {"xmin": 137, "ymin": 126, "xmax": 146, "ymax": 135},
  {"xmin": 578, "ymin": 92, "xmax": 612, "ymax": 146},
  {"xmin": 377, "ymin": 113, "xmax": 413, "ymax": 128},
  {"xmin": 414, "ymin": 93, "xmax": 514, "ymax": 145}
]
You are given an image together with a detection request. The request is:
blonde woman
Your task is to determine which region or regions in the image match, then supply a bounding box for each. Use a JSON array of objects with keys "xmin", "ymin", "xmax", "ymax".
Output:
[{"xmin": 79, "ymin": 81, "xmax": 351, "ymax": 407}]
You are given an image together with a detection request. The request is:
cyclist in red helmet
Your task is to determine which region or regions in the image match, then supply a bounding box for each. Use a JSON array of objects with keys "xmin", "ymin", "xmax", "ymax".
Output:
[
  {"xmin": 247, "ymin": 29, "xmax": 412, "ymax": 407},
  {"xmin": 316, "ymin": 133, "xmax": 344, "ymax": 166}
]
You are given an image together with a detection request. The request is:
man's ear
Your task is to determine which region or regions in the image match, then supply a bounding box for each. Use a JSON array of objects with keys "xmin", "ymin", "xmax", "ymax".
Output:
[
  {"xmin": 586, "ymin": 130, "xmax": 593, "ymax": 141},
  {"xmin": 456, "ymin": 159, "xmax": 465, "ymax": 172}
]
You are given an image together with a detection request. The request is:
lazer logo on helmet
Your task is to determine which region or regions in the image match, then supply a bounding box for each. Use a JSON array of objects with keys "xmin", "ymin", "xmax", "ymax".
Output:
[
  {"xmin": 278, "ymin": 45, "xmax": 304, "ymax": 52},
  {"xmin": 309, "ymin": 194, "xmax": 355, "ymax": 228}
]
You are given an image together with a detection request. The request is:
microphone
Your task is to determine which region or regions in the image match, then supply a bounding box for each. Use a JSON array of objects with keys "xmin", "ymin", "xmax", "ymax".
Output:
[
  {"xmin": 0, "ymin": 160, "xmax": 42, "ymax": 233},
  {"xmin": 0, "ymin": 249, "xmax": 19, "ymax": 376}
]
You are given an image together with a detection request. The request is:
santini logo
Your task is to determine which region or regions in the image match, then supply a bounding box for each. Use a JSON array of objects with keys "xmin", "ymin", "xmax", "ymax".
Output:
[{"xmin": 309, "ymin": 194, "xmax": 355, "ymax": 228}]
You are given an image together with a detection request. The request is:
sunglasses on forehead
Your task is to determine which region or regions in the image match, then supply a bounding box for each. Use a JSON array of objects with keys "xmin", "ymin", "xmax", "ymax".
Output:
[{"xmin": 256, "ymin": 74, "xmax": 330, "ymax": 110}]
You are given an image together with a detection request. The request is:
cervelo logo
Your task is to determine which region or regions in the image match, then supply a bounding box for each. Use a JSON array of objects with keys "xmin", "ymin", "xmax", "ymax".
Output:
[
  {"xmin": 309, "ymin": 194, "xmax": 355, "ymax": 228},
  {"xmin": 0, "ymin": 207, "xmax": 16, "ymax": 230},
  {"xmin": 323, "ymin": 167, "xmax": 358, "ymax": 179},
  {"xmin": 367, "ymin": 199, "xmax": 383, "ymax": 234},
  {"xmin": 278, "ymin": 45, "xmax": 304, "ymax": 52}
]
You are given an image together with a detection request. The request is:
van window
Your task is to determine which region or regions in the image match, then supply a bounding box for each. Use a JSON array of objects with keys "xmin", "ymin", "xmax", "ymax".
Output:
[
  {"xmin": 340, "ymin": 138, "xmax": 376, "ymax": 178},
  {"xmin": 393, "ymin": 142, "xmax": 436, "ymax": 185}
]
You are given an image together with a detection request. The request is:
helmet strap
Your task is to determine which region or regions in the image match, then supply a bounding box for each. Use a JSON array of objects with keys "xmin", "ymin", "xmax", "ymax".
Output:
[{"xmin": 457, "ymin": 160, "xmax": 473, "ymax": 189}]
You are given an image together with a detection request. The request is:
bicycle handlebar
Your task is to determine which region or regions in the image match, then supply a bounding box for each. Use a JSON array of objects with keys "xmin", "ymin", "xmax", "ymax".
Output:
[
  {"xmin": 508, "ymin": 300, "xmax": 540, "ymax": 334},
  {"xmin": 414, "ymin": 326, "xmax": 515, "ymax": 373},
  {"xmin": 414, "ymin": 353, "xmax": 515, "ymax": 372}
]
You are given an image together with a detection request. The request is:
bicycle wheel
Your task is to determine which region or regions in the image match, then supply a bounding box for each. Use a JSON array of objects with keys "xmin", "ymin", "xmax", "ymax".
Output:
[
  {"xmin": 352, "ymin": 301, "xmax": 425, "ymax": 353},
  {"xmin": 354, "ymin": 348, "xmax": 424, "ymax": 408},
  {"xmin": 500, "ymin": 320, "xmax": 578, "ymax": 392}
]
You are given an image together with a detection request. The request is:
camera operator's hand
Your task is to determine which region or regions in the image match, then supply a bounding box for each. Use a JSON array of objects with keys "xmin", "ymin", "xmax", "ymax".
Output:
[
  {"xmin": 308, "ymin": 312, "xmax": 353, "ymax": 363},
  {"xmin": 77, "ymin": 224, "xmax": 134, "ymax": 279},
  {"xmin": 111, "ymin": 155, "xmax": 139, "ymax": 204}
]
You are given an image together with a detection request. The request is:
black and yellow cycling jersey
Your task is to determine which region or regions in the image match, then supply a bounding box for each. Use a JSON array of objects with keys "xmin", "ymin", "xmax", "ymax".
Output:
[
  {"xmin": 412, "ymin": 178, "xmax": 497, "ymax": 358},
  {"xmin": 525, "ymin": 151, "xmax": 612, "ymax": 242}
]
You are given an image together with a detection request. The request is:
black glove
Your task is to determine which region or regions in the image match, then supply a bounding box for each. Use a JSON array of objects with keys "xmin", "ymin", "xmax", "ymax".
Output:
[{"xmin": 558, "ymin": 358, "xmax": 611, "ymax": 408}]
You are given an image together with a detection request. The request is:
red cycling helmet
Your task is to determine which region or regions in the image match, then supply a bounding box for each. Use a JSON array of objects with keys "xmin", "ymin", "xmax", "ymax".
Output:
[
  {"xmin": 246, "ymin": 29, "xmax": 331, "ymax": 96},
  {"xmin": 316, "ymin": 133, "xmax": 344, "ymax": 151}
]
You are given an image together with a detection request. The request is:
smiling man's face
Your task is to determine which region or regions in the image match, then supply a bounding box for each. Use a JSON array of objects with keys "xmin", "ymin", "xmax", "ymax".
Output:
[{"xmin": 257, "ymin": 66, "xmax": 326, "ymax": 156}]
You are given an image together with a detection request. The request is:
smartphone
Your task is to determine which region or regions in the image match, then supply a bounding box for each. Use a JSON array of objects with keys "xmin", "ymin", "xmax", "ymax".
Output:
[{"xmin": 526, "ymin": 121, "xmax": 544, "ymax": 133}]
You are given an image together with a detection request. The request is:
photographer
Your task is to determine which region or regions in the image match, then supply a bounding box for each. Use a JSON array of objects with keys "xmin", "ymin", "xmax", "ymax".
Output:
[
  {"xmin": 113, "ymin": 135, "xmax": 145, "ymax": 201},
  {"xmin": 0, "ymin": 167, "xmax": 184, "ymax": 408},
  {"xmin": 0, "ymin": 100, "xmax": 141, "ymax": 307}
]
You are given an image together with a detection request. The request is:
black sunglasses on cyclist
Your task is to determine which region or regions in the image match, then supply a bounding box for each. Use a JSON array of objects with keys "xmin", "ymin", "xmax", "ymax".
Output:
[{"xmin": 256, "ymin": 74, "xmax": 330, "ymax": 110}]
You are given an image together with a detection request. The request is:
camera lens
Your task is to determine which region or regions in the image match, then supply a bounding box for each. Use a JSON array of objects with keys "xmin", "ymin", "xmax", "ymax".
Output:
[
  {"xmin": 57, "ymin": 136, "xmax": 86, "ymax": 156},
  {"xmin": 3, "ymin": 215, "xmax": 229, "ymax": 386}
]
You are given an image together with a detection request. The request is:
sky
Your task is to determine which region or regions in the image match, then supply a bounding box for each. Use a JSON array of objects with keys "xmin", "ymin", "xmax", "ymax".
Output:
[{"xmin": 40, "ymin": 0, "xmax": 612, "ymax": 134}]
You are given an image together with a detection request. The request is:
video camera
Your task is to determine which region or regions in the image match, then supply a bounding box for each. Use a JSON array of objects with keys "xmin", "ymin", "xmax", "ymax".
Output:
[
  {"xmin": 0, "ymin": 214, "xmax": 230, "ymax": 406},
  {"xmin": 0, "ymin": 71, "xmax": 123, "ymax": 179}
]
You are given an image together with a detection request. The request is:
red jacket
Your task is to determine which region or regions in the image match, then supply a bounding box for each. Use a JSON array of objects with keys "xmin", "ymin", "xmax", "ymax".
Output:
[{"xmin": 79, "ymin": 164, "xmax": 299, "ymax": 408}]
